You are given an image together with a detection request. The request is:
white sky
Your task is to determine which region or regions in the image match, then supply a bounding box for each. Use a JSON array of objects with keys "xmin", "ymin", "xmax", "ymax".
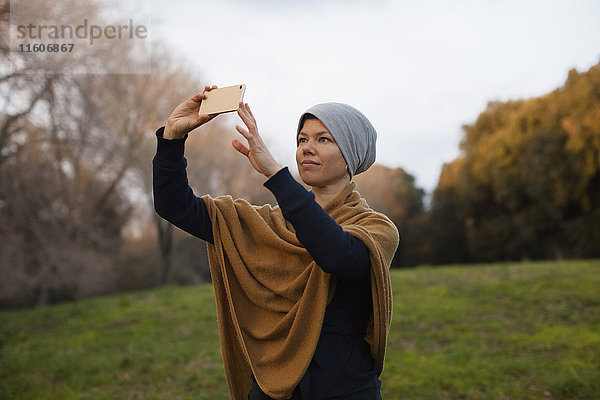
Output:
[{"xmin": 151, "ymin": 0, "xmax": 600, "ymax": 192}]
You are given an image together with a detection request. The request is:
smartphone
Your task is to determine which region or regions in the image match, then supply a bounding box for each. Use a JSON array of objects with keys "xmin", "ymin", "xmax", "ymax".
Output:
[{"xmin": 198, "ymin": 84, "xmax": 246, "ymax": 116}]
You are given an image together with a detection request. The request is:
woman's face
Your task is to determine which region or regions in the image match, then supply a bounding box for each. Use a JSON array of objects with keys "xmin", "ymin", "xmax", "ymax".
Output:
[{"xmin": 296, "ymin": 118, "xmax": 349, "ymax": 187}]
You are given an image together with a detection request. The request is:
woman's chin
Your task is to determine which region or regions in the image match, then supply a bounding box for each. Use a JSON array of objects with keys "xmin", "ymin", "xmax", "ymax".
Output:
[
  {"xmin": 299, "ymin": 170, "xmax": 322, "ymax": 186},
  {"xmin": 300, "ymin": 176, "xmax": 319, "ymax": 187},
  {"xmin": 300, "ymin": 172, "xmax": 349, "ymax": 188}
]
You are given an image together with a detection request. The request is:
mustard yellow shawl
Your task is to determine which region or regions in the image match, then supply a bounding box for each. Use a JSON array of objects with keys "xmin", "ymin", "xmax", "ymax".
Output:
[{"xmin": 202, "ymin": 182, "xmax": 399, "ymax": 400}]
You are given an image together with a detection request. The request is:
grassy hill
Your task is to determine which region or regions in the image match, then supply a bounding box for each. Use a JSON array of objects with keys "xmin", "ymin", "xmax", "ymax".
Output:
[{"xmin": 1, "ymin": 260, "xmax": 599, "ymax": 399}]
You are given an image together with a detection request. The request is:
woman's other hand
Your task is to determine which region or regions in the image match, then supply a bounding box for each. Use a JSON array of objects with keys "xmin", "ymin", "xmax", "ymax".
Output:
[
  {"xmin": 233, "ymin": 102, "xmax": 283, "ymax": 178},
  {"xmin": 164, "ymin": 85, "xmax": 218, "ymax": 139}
]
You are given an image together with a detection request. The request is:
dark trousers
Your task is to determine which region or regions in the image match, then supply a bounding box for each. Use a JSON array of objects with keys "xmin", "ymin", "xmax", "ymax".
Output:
[{"xmin": 247, "ymin": 375, "xmax": 382, "ymax": 400}]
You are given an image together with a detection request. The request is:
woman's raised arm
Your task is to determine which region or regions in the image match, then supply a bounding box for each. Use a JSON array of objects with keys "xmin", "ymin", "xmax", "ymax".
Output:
[{"xmin": 152, "ymin": 88, "xmax": 223, "ymax": 243}]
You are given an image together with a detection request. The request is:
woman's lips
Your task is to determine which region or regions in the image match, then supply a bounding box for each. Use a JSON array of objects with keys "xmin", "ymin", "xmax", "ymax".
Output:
[{"xmin": 301, "ymin": 160, "xmax": 320, "ymax": 168}]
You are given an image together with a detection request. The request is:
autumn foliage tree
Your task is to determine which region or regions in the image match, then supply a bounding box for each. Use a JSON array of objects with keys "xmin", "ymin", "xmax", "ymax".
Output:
[{"xmin": 430, "ymin": 61, "xmax": 600, "ymax": 263}]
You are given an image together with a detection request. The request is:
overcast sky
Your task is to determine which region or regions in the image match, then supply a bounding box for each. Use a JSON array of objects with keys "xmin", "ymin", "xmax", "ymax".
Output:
[{"xmin": 151, "ymin": 0, "xmax": 600, "ymax": 192}]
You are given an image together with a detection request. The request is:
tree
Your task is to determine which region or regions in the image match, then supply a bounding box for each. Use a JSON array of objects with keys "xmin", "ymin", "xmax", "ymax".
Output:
[
  {"xmin": 429, "ymin": 60, "xmax": 600, "ymax": 263},
  {"xmin": 0, "ymin": 0, "xmax": 214, "ymax": 305}
]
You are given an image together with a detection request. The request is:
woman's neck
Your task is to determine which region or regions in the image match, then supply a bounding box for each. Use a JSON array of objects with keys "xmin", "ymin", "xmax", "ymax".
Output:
[{"xmin": 312, "ymin": 178, "xmax": 351, "ymax": 208}]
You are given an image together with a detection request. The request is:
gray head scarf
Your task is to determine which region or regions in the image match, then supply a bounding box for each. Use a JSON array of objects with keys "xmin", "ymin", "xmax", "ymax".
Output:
[{"xmin": 296, "ymin": 102, "xmax": 377, "ymax": 179}]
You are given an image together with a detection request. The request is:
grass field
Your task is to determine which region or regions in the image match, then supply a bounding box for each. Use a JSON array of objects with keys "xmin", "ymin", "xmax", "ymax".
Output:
[{"xmin": 1, "ymin": 260, "xmax": 599, "ymax": 399}]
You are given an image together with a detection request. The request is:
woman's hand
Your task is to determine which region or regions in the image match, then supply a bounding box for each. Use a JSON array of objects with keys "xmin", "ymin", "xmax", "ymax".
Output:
[
  {"xmin": 233, "ymin": 102, "xmax": 283, "ymax": 178},
  {"xmin": 164, "ymin": 85, "xmax": 218, "ymax": 139}
]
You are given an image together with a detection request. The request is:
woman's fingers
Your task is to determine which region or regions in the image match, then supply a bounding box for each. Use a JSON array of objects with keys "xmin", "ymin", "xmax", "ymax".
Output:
[
  {"xmin": 245, "ymin": 102, "xmax": 254, "ymax": 116},
  {"xmin": 237, "ymin": 103, "xmax": 257, "ymax": 132},
  {"xmin": 199, "ymin": 113, "xmax": 216, "ymax": 125},
  {"xmin": 237, "ymin": 113, "xmax": 254, "ymax": 133},
  {"xmin": 193, "ymin": 84, "xmax": 218, "ymax": 103},
  {"xmin": 235, "ymin": 125, "xmax": 252, "ymax": 141},
  {"xmin": 232, "ymin": 139, "xmax": 250, "ymax": 157},
  {"xmin": 239, "ymin": 102, "xmax": 256, "ymax": 124},
  {"xmin": 190, "ymin": 93, "xmax": 204, "ymax": 103}
]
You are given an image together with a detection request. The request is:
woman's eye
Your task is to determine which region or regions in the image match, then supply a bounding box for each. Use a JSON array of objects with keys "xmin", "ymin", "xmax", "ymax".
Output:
[
  {"xmin": 297, "ymin": 138, "xmax": 307, "ymax": 145},
  {"xmin": 319, "ymin": 137, "xmax": 330, "ymax": 142}
]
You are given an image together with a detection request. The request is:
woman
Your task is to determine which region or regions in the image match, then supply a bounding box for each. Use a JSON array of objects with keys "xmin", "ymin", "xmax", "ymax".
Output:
[{"xmin": 153, "ymin": 86, "xmax": 399, "ymax": 400}]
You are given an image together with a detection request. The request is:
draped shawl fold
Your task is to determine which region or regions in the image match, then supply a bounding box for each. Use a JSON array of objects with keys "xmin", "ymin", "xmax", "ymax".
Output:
[{"xmin": 202, "ymin": 182, "xmax": 399, "ymax": 400}]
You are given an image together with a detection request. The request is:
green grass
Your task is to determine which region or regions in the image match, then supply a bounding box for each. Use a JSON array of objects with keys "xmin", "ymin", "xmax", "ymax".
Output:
[{"xmin": 1, "ymin": 260, "xmax": 599, "ymax": 399}]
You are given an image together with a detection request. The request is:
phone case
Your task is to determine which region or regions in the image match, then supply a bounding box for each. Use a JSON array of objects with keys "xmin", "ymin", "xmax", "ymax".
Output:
[{"xmin": 198, "ymin": 84, "xmax": 246, "ymax": 115}]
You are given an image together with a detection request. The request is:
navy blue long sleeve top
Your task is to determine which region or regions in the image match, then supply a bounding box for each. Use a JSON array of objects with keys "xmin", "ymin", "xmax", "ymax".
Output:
[{"xmin": 152, "ymin": 127, "xmax": 378, "ymax": 399}]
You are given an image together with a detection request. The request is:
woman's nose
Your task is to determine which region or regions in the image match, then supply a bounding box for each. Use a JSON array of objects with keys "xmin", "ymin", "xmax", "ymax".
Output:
[{"xmin": 302, "ymin": 141, "xmax": 315, "ymax": 154}]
